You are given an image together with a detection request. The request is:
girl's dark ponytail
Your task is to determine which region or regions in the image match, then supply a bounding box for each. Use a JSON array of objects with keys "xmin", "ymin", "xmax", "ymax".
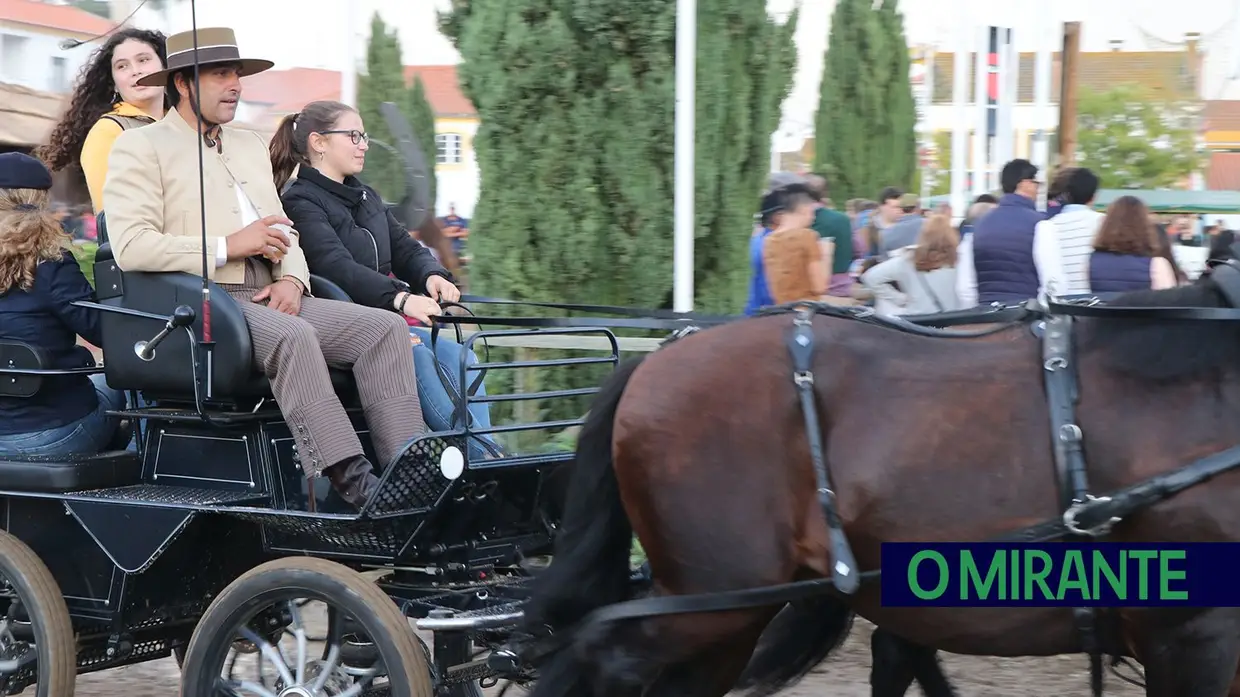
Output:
[{"xmin": 269, "ymin": 112, "xmax": 302, "ymax": 192}]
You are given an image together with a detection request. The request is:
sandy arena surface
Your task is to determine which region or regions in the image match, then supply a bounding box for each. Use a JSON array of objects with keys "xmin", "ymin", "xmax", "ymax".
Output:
[{"xmin": 48, "ymin": 617, "xmax": 1146, "ymax": 696}]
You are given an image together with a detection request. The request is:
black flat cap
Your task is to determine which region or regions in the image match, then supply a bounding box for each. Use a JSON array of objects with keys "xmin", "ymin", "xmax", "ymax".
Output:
[{"xmin": 0, "ymin": 153, "xmax": 53, "ymax": 191}]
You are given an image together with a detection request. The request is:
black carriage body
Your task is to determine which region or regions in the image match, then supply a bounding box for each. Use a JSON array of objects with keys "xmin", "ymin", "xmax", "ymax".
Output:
[{"xmin": 0, "ymin": 232, "xmax": 595, "ymax": 685}]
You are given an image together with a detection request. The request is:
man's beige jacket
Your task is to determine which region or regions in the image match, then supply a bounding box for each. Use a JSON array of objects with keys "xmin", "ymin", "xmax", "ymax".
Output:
[{"xmin": 102, "ymin": 108, "xmax": 311, "ymax": 292}]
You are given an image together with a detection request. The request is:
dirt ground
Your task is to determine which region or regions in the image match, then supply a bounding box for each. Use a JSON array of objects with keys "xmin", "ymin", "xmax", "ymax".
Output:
[{"xmin": 57, "ymin": 618, "xmax": 1146, "ymax": 696}]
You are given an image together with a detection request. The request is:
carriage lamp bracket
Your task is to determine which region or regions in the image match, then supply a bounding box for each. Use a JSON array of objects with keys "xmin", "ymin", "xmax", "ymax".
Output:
[{"xmin": 1063, "ymin": 495, "xmax": 1122, "ymax": 537}]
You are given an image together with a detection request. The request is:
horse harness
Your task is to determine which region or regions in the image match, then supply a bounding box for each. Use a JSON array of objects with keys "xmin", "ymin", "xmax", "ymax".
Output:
[{"xmin": 459, "ymin": 280, "xmax": 1240, "ymax": 694}]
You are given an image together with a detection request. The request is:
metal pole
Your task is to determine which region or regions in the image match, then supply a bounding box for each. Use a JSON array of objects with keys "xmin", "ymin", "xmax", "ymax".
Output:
[
  {"xmin": 949, "ymin": 15, "xmax": 970, "ymax": 221},
  {"xmin": 673, "ymin": 0, "xmax": 696, "ymax": 312},
  {"xmin": 972, "ymin": 25, "xmax": 988, "ymax": 196},
  {"xmin": 340, "ymin": 5, "xmax": 358, "ymax": 108},
  {"xmin": 1032, "ymin": 10, "xmax": 1053, "ymax": 208}
]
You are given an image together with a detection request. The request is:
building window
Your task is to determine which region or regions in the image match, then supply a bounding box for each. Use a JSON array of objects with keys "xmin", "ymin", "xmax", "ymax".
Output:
[
  {"xmin": 436, "ymin": 134, "xmax": 462, "ymax": 164},
  {"xmin": 50, "ymin": 57, "xmax": 67, "ymax": 92},
  {"xmin": 0, "ymin": 34, "xmax": 29, "ymax": 82}
]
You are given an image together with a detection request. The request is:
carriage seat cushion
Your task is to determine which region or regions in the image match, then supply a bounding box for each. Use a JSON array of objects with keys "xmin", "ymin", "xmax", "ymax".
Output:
[{"xmin": 0, "ymin": 451, "xmax": 141, "ymax": 493}]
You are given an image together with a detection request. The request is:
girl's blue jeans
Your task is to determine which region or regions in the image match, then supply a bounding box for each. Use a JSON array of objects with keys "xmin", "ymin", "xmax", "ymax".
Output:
[{"xmin": 409, "ymin": 327, "xmax": 500, "ymax": 462}]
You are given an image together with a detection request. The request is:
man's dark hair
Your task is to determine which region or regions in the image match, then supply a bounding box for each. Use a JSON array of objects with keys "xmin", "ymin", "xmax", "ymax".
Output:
[
  {"xmin": 759, "ymin": 183, "xmax": 815, "ymax": 228},
  {"xmin": 999, "ymin": 159, "xmax": 1039, "ymax": 194},
  {"xmin": 973, "ymin": 193, "xmax": 998, "ymax": 205},
  {"xmin": 1063, "ymin": 168, "xmax": 1100, "ymax": 205},
  {"xmin": 878, "ymin": 186, "xmax": 902, "ymax": 204}
]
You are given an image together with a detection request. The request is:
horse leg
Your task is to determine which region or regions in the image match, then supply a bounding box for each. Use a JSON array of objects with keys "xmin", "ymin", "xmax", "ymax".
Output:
[
  {"xmin": 870, "ymin": 627, "xmax": 956, "ymax": 697},
  {"xmin": 573, "ymin": 603, "xmax": 776, "ymax": 697},
  {"xmin": 639, "ymin": 621, "xmax": 768, "ymax": 697},
  {"xmin": 1136, "ymin": 609, "xmax": 1240, "ymax": 697}
]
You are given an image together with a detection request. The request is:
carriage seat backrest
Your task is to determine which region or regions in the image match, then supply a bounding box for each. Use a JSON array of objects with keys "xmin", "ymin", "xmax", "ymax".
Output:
[
  {"xmin": 92, "ymin": 243, "xmax": 264, "ymax": 398},
  {"xmin": 0, "ymin": 341, "xmax": 48, "ymax": 398},
  {"xmin": 96, "ymin": 211, "xmax": 109, "ymax": 246},
  {"xmin": 308, "ymin": 274, "xmax": 352, "ymax": 303}
]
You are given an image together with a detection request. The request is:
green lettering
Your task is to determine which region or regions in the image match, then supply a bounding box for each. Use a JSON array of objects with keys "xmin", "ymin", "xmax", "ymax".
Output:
[
  {"xmin": 1092, "ymin": 550, "xmax": 1126, "ymax": 600},
  {"xmin": 1159, "ymin": 550, "xmax": 1188, "ymax": 601},
  {"xmin": 1129, "ymin": 550, "xmax": 1158, "ymax": 600},
  {"xmin": 1009, "ymin": 547, "xmax": 1019, "ymax": 600},
  {"xmin": 908, "ymin": 551, "xmax": 949, "ymax": 600},
  {"xmin": 1056, "ymin": 550, "xmax": 1090, "ymax": 600},
  {"xmin": 1023, "ymin": 550, "xmax": 1055, "ymax": 599},
  {"xmin": 962, "ymin": 550, "xmax": 1005, "ymax": 600}
]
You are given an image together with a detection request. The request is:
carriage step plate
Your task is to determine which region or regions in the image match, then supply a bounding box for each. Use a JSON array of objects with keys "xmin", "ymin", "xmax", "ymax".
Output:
[
  {"xmin": 415, "ymin": 601, "xmax": 525, "ymax": 631},
  {"xmin": 69, "ymin": 484, "xmax": 269, "ymax": 507}
]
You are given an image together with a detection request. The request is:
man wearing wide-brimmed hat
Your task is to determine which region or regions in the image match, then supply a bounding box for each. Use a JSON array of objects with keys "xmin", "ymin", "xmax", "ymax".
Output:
[{"xmin": 102, "ymin": 27, "xmax": 427, "ymax": 509}]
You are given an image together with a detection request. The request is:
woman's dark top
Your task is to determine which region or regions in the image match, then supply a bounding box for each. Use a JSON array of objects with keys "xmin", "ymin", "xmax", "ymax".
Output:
[
  {"xmin": 281, "ymin": 165, "xmax": 452, "ymax": 310},
  {"xmin": 1089, "ymin": 251, "xmax": 1152, "ymax": 293},
  {"xmin": 0, "ymin": 251, "xmax": 102, "ymax": 435}
]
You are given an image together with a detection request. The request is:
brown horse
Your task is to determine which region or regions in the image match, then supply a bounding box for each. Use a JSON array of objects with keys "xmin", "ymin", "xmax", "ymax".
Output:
[{"xmin": 518, "ymin": 274, "xmax": 1240, "ymax": 697}]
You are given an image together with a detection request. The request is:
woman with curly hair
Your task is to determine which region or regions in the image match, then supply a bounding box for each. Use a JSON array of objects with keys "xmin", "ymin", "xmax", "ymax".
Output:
[
  {"xmin": 39, "ymin": 28, "xmax": 168, "ymax": 212},
  {"xmin": 1089, "ymin": 195, "xmax": 1178, "ymax": 292},
  {"xmin": 0, "ymin": 153, "xmax": 128, "ymax": 457}
]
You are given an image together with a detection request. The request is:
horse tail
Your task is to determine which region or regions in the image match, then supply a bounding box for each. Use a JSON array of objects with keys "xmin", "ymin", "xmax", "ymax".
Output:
[
  {"xmin": 523, "ymin": 354, "xmax": 644, "ymax": 637},
  {"xmin": 733, "ymin": 598, "xmax": 856, "ymax": 697}
]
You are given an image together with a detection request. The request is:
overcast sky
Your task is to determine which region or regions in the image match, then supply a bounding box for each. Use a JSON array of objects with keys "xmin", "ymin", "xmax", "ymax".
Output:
[{"xmin": 134, "ymin": 0, "xmax": 1240, "ymax": 133}]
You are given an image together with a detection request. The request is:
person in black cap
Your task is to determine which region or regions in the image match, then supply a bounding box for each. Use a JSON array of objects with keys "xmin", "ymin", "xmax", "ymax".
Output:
[{"xmin": 0, "ymin": 153, "xmax": 130, "ymax": 458}]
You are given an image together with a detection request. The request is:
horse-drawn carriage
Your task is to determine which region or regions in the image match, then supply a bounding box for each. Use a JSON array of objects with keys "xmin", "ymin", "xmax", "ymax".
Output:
[{"xmin": 0, "ymin": 202, "xmax": 632, "ymax": 694}]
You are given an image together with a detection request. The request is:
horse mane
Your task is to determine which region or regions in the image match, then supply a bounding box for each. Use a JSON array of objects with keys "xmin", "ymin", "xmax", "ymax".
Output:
[
  {"xmin": 415, "ymin": 215, "xmax": 462, "ymax": 278},
  {"xmin": 1077, "ymin": 276, "xmax": 1240, "ymax": 382}
]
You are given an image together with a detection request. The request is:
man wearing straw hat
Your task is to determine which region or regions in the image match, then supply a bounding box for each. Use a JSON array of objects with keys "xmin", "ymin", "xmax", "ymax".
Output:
[{"xmin": 102, "ymin": 27, "xmax": 426, "ymax": 509}]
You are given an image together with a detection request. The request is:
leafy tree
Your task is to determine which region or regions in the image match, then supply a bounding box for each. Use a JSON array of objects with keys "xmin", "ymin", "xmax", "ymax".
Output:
[
  {"xmin": 1076, "ymin": 84, "xmax": 1204, "ymax": 189},
  {"xmin": 357, "ymin": 13, "xmax": 412, "ymax": 204},
  {"xmin": 440, "ymin": 0, "xmax": 798, "ymax": 313},
  {"xmin": 440, "ymin": 0, "xmax": 797, "ymax": 444},
  {"xmin": 406, "ymin": 75, "xmax": 438, "ymax": 209},
  {"xmin": 814, "ymin": 0, "xmax": 916, "ymax": 203}
]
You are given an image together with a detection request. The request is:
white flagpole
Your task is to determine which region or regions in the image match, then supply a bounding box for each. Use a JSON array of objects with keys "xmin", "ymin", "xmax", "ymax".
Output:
[
  {"xmin": 673, "ymin": 0, "xmax": 696, "ymax": 312},
  {"xmin": 950, "ymin": 14, "xmax": 970, "ymax": 221},
  {"xmin": 340, "ymin": 5, "xmax": 358, "ymax": 108}
]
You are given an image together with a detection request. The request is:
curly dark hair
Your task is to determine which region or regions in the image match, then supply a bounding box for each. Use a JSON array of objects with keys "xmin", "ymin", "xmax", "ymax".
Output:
[{"xmin": 38, "ymin": 28, "xmax": 168, "ymax": 172}]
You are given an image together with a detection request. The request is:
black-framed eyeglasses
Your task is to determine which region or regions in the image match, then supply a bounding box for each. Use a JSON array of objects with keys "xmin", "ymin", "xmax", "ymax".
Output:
[{"xmin": 319, "ymin": 129, "xmax": 369, "ymax": 145}]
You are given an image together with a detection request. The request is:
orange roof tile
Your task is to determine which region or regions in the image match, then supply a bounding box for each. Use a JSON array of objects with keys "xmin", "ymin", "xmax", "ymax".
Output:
[
  {"xmin": 241, "ymin": 65, "xmax": 476, "ymax": 118},
  {"xmin": 403, "ymin": 66, "xmax": 475, "ymax": 117},
  {"xmin": 1207, "ymin": 152, "xmax": 1240, "ymax": 190},
  {"xmin": 0, "ymin": 0, "xmax": 114, "ymax": 36},
  {"xmin": 930, "ymin": 50, "xmax": 1202, "ymax": 104}
]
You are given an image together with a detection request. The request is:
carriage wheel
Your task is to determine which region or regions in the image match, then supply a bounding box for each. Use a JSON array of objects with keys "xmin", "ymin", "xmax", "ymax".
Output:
[
  {"xmin": 0, "ymin": 529, "xmax": 76, "ymax": 697},
  {"xmin": 178, "ymin": 556, "xmax": 432, "ymax": 696}
]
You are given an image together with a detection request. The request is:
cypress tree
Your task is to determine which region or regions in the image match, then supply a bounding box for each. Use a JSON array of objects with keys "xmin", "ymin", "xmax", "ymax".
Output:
[
  {"xmin": 814, "ymin": 0, "xmax": 915, "ymax": 203},
  {"xmin": 440, "ymin": 0, "xmax": 796, "ymax": 443},
  {"xmin": 440, "ymin": 0, "xmax": 798, "ymax": 313},
  {"xmin": 876, "ymin": 0, "xmax": 916, "ymax": 191},
  {"xmin": 406, "ymin": 75, "xmax": 439, "ymax": 210},
  {"xmin": 357, "ymin": 13, "xmax": 411, "ymax": 204}
]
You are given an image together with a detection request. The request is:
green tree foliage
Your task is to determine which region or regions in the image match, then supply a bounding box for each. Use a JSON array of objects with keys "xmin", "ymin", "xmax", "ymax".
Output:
[
  {"xmin": 440, "ymin": 0, "xmax": 798, "ymax": 313},
  {"xmin": 1077, "ymin": 84, "xmax": 1204, "ymax": 189},
  {"xmin": 357, "ymin": 13, "xmax": 413, "ymax": 204},
  {"xmin": 440, "ymin": 0, "xmax": 796, "ymax": 446},
  {"xmin": 407, "ymin": 75, "xmax": 439, "ymax": 208},
  {"xmin": 814, "ymin": 0, "xmax": 917, "ymax": 203}
]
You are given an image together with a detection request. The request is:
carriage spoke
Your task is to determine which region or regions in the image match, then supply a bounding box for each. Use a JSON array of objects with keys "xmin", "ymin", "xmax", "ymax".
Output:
[
  {"xmin": 217, "ymin": 677, "xmax": 280, "ymax": 697},
  {"xmin": 239, "ymin": 626, "xmax": 297, "ymax": 688},
  {"xmin": 309, "ymin": 644, "xmax": 342, "ymax": 695},
  {"xmin": 288, "ymin": 599, "xmax": 308, "ymax": 685}
]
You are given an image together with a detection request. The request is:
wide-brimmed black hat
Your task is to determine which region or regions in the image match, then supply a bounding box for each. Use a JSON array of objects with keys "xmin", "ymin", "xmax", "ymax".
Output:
[{"xmin": 136, "ymin": 27, "xmax": 273, "ymax": 87}]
